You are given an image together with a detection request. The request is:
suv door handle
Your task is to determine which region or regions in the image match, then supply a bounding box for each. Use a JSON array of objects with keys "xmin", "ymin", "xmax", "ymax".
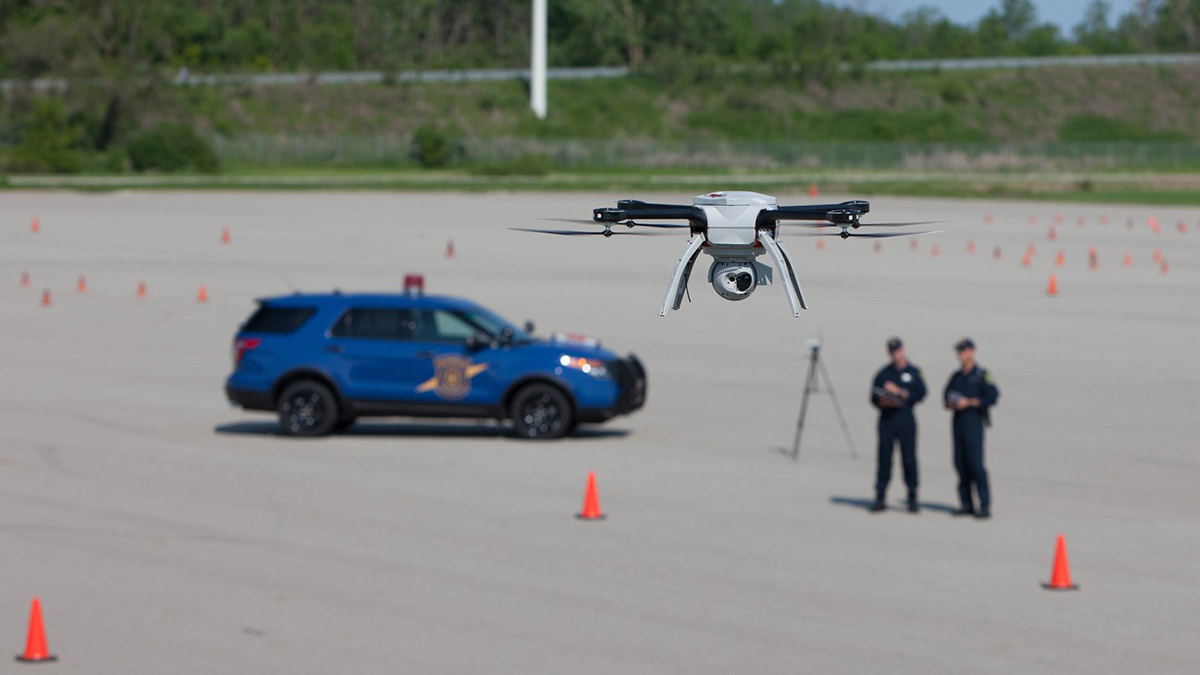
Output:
[
  {"xmin": 324, "ymin": 345, "xmax": 345, "ymax": 354},
  {"xmin": 416, "ymin": 351, "xmax": 435, "ymax": 359}
]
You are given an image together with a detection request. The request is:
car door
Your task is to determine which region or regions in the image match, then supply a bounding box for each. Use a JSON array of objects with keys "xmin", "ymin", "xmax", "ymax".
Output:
[
  {"xmin": 323, "ymin": 307, "xmax": 433, "ymax": 402},
  {"xmin": 405, "ymin": 308, "xmax": 507, "ymax": 407}
]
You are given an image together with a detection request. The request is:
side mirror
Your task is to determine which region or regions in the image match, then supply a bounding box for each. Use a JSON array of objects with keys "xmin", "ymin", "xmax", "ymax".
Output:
[
  {"xmin": 524, "ymin": 320, "xmax": 535, "ymax": 334},
  {"xmin": 465, "ymin": 332, "xmax": 492, "ymax": 351}
]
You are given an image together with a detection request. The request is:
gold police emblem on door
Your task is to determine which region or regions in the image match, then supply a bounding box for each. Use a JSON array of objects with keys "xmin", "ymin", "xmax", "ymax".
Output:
[{"xmin": 416, "ymin": 355, "xmax": 488, "ymax": 401}]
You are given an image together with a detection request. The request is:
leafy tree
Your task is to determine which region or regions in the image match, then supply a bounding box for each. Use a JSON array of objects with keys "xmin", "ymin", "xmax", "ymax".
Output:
[{"xmin": 7, "ymin": 98, "xmax": 82, "ymax": 173}]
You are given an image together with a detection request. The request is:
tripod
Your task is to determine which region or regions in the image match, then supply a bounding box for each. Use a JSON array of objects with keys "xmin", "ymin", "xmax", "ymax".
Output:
[{"xmin": 791, "ymin": 340, "xmax": 857, "ymax": 460}]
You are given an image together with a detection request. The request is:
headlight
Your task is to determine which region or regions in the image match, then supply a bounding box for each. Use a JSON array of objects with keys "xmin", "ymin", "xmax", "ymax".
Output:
[{"xmin": 559, "ymin": 355, "xmax": 609, "ymax": 378}]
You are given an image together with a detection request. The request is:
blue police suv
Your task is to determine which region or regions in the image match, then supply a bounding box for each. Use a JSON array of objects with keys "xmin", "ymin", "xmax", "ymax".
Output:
[{"xmin": 224, "ymin": 288, "xmax": 646, "ymax": 438}]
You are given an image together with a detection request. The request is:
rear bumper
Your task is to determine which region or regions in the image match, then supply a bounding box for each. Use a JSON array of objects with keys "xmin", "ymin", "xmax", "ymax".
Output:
[{"xmin": 226, "ymin": 384, "xmax": 274, "ymax": 411}]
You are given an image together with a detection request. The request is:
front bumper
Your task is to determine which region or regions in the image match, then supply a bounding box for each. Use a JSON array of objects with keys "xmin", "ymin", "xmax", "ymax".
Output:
[{"xmin": 578, "ymin": 355, "xmax": 647, "ymax": 423}]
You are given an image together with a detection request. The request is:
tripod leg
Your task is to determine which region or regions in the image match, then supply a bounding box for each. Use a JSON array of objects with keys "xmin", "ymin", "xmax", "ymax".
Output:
[
  {"xmin": 818, "ymin": 356, "xmax": 859, "ymax": 460},
  {"xmin": 791, "ymin": 350, "xmax": 820, "ymax": 459}
]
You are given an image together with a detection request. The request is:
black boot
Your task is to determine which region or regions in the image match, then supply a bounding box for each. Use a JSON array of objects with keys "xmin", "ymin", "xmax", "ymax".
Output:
[
  {"xmin": 951, "ymin": 506, "xmax": 975, "ymax": 517},
  {"xmin": 906, "ymin": 492, "xmax": 919, "ymax": 513},
  {"xmin": 868, "ymin": 497, "xmax": 886, "ymax": 513}
]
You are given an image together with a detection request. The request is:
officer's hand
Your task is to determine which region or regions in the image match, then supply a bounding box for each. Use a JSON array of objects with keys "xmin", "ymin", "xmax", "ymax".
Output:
[{"xmin": 883, "ymin": 381, "xmax": 901, "ymax": 394}]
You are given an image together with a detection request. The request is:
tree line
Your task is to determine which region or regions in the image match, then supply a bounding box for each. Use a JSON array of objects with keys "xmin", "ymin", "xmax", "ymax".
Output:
[{"xmin": 1, "ymin": 0, "xmax": 1199, "ymax": 80}]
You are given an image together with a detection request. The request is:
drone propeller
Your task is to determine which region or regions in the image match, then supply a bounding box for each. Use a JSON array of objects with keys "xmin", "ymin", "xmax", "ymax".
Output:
[
  {"xmin": 540, "ymin": 218, "xmax": 690, "ymax": 229},
  {"xmin": 780, "ymin": 220, "xmax": 941, "ymax": 229},
  {"xmin": 793, "ymin": 230, "xmax": 942, "ymax": 239},
  {"xmin": 510, "ymin": 227, "xmax": 675, "ymax": 237}
]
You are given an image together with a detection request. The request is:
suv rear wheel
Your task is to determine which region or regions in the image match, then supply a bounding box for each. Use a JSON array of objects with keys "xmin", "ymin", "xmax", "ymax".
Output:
[
  {"xmin": 510, "ymin": 383, "xmax": 573, "ymax": 439},
  {"xmin": 277, "ymin": 380, "xmax": 339, "ymax": 437}
]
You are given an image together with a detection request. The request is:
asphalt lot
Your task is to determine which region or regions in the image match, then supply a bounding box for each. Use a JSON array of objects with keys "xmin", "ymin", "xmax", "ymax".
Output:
[{"xmin": 1, "ymin": 189, "xmax": 1197, "ymax": 674}]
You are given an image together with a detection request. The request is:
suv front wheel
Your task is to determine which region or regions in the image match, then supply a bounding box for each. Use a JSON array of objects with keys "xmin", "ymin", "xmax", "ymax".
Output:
[
  {"xmin": 277, "ymin": 380, "xmax": 339, "ymax": 437},
  {"xmin": 510, "ymin": 384, "xmax": 573, "ymax": 440}
]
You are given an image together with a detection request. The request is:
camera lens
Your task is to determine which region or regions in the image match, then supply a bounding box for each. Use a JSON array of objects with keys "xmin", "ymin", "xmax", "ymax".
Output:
[{"xmin": 734, "ymin": 272, "xmax": 753, "ymax": 292}]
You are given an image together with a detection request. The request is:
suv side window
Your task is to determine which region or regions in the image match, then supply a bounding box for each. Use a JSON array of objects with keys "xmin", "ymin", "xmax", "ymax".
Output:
[
  {"xmin": 410, "ymin": 309, "xmax": 479, "ymax": 343},
  {"xmin": 330, "ymin": 308, "xmax": 415, "ymax": 340}
]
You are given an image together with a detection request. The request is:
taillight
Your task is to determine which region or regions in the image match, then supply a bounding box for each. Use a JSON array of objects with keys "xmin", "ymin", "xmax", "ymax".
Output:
[{"xmin": 233, "ymin": 337, "xmax": 262, "ymax": 367}]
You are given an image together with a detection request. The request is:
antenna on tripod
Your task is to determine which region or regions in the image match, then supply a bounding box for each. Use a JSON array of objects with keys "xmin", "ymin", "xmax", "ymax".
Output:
[{"xmin": 791, "ymin": 338, "xmax": 857, "ymax": 460}]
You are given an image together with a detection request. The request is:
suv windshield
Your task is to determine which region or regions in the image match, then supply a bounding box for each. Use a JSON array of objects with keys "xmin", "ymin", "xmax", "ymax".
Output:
[{"xmin": 459, "ymin": 307, "xmax": 533, "ymax": 344}]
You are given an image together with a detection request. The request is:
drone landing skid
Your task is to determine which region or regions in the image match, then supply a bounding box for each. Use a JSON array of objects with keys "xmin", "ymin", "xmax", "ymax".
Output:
[
  {"xmin": 661, "ymin": 234, "xmax": 706, "ymax": 317},
  {"xmin": 757, "ymin": 231, "xmax": 807, "ymax": 317}
]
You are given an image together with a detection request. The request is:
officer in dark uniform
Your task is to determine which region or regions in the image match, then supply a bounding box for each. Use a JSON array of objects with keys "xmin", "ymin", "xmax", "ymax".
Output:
[
  {"xmin": 869, "ymin": 337, "xmax": 927, "ymax": 513},
  {"xmin": 943, "ymin": 338, "xmax": 999, "ymax": 519}
]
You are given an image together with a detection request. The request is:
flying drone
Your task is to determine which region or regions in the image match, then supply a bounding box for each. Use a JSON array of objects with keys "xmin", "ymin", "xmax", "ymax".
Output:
[{"xmin": 514, "ymin": 191, "xmax": 938, "ymax": 317}]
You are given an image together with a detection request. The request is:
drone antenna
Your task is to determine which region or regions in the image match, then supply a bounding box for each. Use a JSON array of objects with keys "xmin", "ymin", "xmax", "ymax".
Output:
[{"xmin": 281, "ymin": 277, "xmax": 299, "ymax": 294}]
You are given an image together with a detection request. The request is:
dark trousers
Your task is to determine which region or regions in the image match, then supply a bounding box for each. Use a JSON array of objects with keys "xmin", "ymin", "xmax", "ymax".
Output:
[
  {"xmin": 952, "ymin": 414, "xmax": 989, "ymax": 511},
  {"xmin": 876, "ymin": 414, "xmax": 918, "ymax": 500}
]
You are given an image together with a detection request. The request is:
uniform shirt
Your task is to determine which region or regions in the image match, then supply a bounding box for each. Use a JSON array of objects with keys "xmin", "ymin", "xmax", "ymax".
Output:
[
  {"xmin": 943, "ymin": 364, "xmax": 999, "ymax": 421},
  {"xmin": 871, "ymin": 362, "xmax": 927, "ymax": 417}
]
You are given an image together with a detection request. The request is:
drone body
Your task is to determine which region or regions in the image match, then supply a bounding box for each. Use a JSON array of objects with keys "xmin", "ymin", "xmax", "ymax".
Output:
[{"xmin": 516, "ymin": 191, "xmax": 935, "ymax": 317}]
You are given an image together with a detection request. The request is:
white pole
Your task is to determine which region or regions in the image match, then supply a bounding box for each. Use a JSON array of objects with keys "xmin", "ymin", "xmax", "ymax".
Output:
[{"xmin": 531, "ymin": 0, "xmax": 547, "ymax": 120}]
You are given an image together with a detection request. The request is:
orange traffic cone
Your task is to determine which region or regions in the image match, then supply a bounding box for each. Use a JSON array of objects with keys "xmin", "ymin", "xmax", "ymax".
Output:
[
  {"xmin": 873, "ymin": 241, "xmax": 881, "ymax": 254},
  {"xmin": 984, "ymin": 213, "xmax": 993, "ymax": 224},
  {"xmin": 910, "ymin": 238, "xmax": 918, "ymax": 251},
  {"xmin": 1026, "ymin": 243, "xmax": 1036, "ymax": 257},
  {"xmin": 1047, "ymin": 226, "xmax": 1057, "ymax": 242},
  {"xmin": 1054, "ymin": 213, "xmax": 1063, "ymax": 224},
  {"xmin": 1177, "ymin": 221, "xmax": 1187, "ymax": 234},
  {"xmin": 1088, "ymin": 247, "xmax": 1098, "ymax": 270},
  {"xmin": 576, "ymin": 472, "xmax": 605, "ymax": 520},
  {"xmin": 967, "ymin": 240, "xmax": 975, "ymax": 254},
  {"xmin": 992, "ymin": 245, "xmax": 1001, "ymax": 260},
  {"xmin": 1042, "ymin": 534, "xmax": 1079, "ymax": 590},
  {"xmin": 20, "ymin": 271, "xmax": 30, "ymax": 288},
  {"xmin": 1161, "ymin": 260, "xmax": 1170, "ymax": 275},
  {"xmin": 931, "ymin": 243, "xmax": 940, "ymax": 257},
  {"xmin": 196, "ymin": 285, "xmax": 208, "ymax": 303},
  {"xmin": 1055, "ymin": 250, "xmax": 1065, "ymax": 267},
  {"xmin": 1047, "ymin": 274, "xmax": 1058, "ymax": 297},
  {"xmin": 1153, "ymin": 248, "xmax": 1162, "ymax": 263},
  {"xmin": 77, "ymin": 276, "xmax": 87, "ymax": 293},
  {"xmin": 1123, "ymin": 253, "xmax": 1132, "ymax": 267},
  {"xmin": 30, "ymin": 216, "xmax": 39, "ymax": 234},
  {"xmin": 445, "ymin": 239, "xmax": 455, "ymax": 259},
  {"xmin": 1100, "ymin": 215, "xmax": 1108, "ymax": 225},
  {"xmin": 40, "ymin": 289, "xmax": 51, "ymax": 307},
  {"xmin": 815, "ymin": 238, "xmax": 825, "ymax": 251},
  {"xmin": 1021, "ymin": 253, "xmax": 1031, "ymax": 268},
  {"xmin": 136, "ymin": 280, "xmax": 147, "ymax": 298},
  {"xmin": 807, "ymin": 183, "xmax": 818, "ymax": 198},
  {"xmin": 1077, "ymin": 217, "xmax": 1085, "ymax": 228},
  {"xmin": 1149, "ymin": 217, "xmax": 1161, "ymax": 234},
  {"xmin": 221, "ymin": 227, "xmax": 231, "ymax": 245},
  {"xmin": 1029, "ymin": 215, "xmax": 1037, "ymax": 226},
  {"xmin": 15, "ymin": 597, "xmax": 56, "ymax": 662},
  {"xmin": 1126, "ymin": 218, "xmax": 1134, "ymax": 229}
]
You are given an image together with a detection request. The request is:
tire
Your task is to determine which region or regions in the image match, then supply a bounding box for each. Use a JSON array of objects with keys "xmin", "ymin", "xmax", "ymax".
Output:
[
  {"xmin": 333, "ymin": 418, "xmax": 357, "ymax": 433},
  {"xmin": 510, "ymin": 383, "xmax": 573, "ymax": 440},
  {"xmin": 276, "ymin": 380, "xmax": 339, "ymax": 437}
]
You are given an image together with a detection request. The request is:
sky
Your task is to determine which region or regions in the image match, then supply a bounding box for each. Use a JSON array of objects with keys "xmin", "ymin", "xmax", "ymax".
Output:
[{"xmin": 827, "ymin": 1, "xmax": 1141, "ymax": 33}]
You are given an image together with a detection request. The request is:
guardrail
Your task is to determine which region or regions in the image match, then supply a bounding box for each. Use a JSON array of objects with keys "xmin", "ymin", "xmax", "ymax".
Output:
[{"xmin": 7, "ymin": 52, "xmax": 1200, "ymax": 91}]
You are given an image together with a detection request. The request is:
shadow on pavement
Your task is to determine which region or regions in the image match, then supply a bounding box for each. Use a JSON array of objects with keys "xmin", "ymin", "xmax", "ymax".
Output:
[
  {"xmin": 213, "ymin": 420, "xmax": 629, "ymax": 440},
  {"xmin": 830, "ymin": 496, "xmax": 959, "ymax": 513}
]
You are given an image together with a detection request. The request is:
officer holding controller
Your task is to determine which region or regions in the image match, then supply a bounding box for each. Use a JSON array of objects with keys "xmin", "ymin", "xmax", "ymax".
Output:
[
  {"xmin": 944, "ymin": 338, "xmax": 999, "ymax": 519},
  {"xmin": 869, "ymin": 337, "xmax": 927, "ymax": 513}
]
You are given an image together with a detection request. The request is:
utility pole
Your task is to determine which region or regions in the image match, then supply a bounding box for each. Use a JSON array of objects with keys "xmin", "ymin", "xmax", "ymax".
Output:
[{"xmin": 531, "ymin": 0, "xmax": 547, "ymax": 120}]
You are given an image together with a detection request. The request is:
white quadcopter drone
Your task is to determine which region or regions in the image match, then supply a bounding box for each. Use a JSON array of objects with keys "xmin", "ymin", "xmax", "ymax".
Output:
[{"xmin": 515, "ymin": 191, "xmax": 937, "ymax": 317}]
